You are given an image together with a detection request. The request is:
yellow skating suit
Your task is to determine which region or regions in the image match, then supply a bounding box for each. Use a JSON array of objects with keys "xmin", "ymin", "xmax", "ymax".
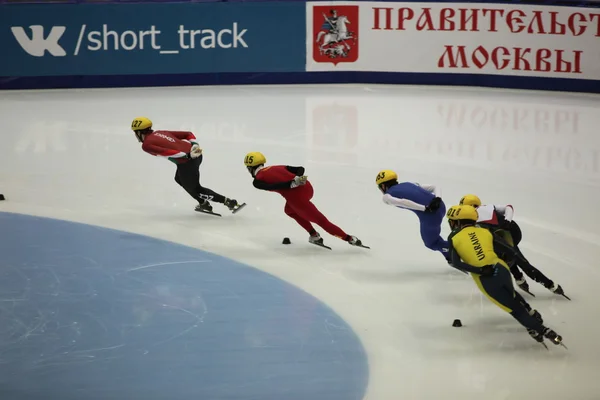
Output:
[
  {"xmin": 448, "ymin": 225, "xmax": 515, "ymax": 312},
  {"xmin": 446, "ymin": 205, "xmax": 564, "ymax": 346}
]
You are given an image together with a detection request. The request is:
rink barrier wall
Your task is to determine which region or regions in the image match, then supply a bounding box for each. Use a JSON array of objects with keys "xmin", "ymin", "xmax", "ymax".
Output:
[{"xmin": 1, "ymin": 0, "xmax": 600, "ymax": 93}]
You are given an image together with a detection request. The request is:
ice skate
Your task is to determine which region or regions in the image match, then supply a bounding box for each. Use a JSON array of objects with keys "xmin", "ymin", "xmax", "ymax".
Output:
[
  {"xmin": 195, "ymin": 200, "xmax": 213, "ymax": 213},
  {"xmin": 544, "ymin": 328, "xmax": 566, "ymax": 348},
  {"xmin": 224, "ymin": 198, "xmax": 246, "ymax": 214},
  {"xmin": 347, "ymin": 235, "xmax": 370, "ymax": 249},
  {"xmin": 309, "ymin": 233, "xmax": 331, "ymax": 250},
  {"xmin": 309, "ymin": 233, "xmax": 324, "ymax": 245},
  {"xmin": 516, "ymin": 278, "xmax": 535, "ymax": 297},
  {"xmin": 195, "ymin": 200, "xmax": 222, "ymax": 216},
  {"xmin": 548, "ymin": 283, "xmax": 570, "ymax": 300},
  {"xmin": 528, "ymin": 329, "xmax": 548, "ymax": 348}
]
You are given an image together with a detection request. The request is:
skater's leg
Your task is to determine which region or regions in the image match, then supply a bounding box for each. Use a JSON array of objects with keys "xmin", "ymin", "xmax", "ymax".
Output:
[
  {"xmin": 473, "ymin": 266, "xmax": 545, "ymax": 333},
  {"xmin": 513, "ymin": 289, "xmax": 543, "ymax": 322},
  {"xmin": 175, "ymin": 160, "xmax": 205, "ymax": 203},
  {"xmin": 511, "ymin": 244, "xmax": 557, "ymax": 289},
  {"xmin": 508, "ymin": 263, "xmax": 535, "ymax": 294},
  {"xmin": 292, "ymin": 200, "xmax": 349, "ymax": 240},
  {"xmin": 419, "ymin": 204, "xmax": 450, "ymax": 257},
  {"xmin": 289, "ymin": 183, "xmax": 350, "ymax": 240},
  {"xmin": 177, "ymin": 156, "xmax": 233, "ymax": 206},
  {"xmin": 512, "ymin": 248, "xmax": 554, "ymax": 287},
  {"xmin": 493, "ymin": 231, "xmax": 556, "ymax": 289},
  {"xmin": 499, "ymin": 225, "xmax": 565, "ymax": 295},
  {"xmin": 284, "ymin": 202, "xmax": 316, "ymax": 234},
  {"xmin": 193, "ymin": 155, "xmax": 227, "ymax": 203}
]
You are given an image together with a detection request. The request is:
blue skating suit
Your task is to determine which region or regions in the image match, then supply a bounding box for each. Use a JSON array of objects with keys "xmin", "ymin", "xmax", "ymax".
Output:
[{"xmin": 382, "ymin": 182, "xmax": 450, "ymax": 259}]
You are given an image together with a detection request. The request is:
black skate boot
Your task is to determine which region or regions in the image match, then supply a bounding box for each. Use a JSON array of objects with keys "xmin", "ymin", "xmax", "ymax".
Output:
[
  {"xmin": 529, "ymin": 309, "xmax": 544, "ymax": 324},
  {"xmin": 547, "ymin": 283, "xmax": 570, "ymax": 300},
  {"xmin": 543, "ymin": 328, "xmax": 565, "ymax": 347},
  {"xmin": 224, "ymin": 198, "xmax": 246, "ymax": 214},
  {"xmin": 528, "ymin": 329, "xmax": 545, "ymax": 344},
  {"xmin": 195, "ymin": 200, "xmax": 213, "ymax": 213},
  {"xmin": 347, "ymin": 235, "xmax": 362, "ymax": 246},
  {"xmin": 544, "ymin": 328, "xmax": 562, "ymax": 345},
  {"xmin": 516, "ymin": 277, "xmax": 535, "ymax": 297}
]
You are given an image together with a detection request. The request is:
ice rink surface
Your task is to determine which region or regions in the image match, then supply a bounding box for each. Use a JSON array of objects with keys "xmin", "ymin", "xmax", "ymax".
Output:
[{"xmin": 0, "ymin": 84, "xmax": 599, "ymax": 399}]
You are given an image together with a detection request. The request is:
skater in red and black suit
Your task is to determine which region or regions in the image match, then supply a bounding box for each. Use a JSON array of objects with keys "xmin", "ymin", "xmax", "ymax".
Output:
[
  {"xmin": 132, "ymin": 117, "xmax": 244, "ymax": 214},
  {"xmin": 244, "ymin": 151, "xmax": 365, "ymax": 248}
]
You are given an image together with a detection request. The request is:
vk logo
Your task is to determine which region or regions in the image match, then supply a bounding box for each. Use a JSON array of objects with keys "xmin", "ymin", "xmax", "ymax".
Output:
[{"xmin": 11, "ymin": 25, "xmax": 67, "ymax": 57}]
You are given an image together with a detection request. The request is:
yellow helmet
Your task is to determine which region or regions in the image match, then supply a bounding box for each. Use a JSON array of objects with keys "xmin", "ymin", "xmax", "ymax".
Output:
[
  {"xmin": 244, "ymin": 152, "xmax": 266, "ymax": 167},
  {"xmin": 131, "ymin": 117, "xmax": 152, "ymax": 131},
  {"xmin": 375, "ymin": 170, "xmax": 398, "ymax": 186},
  {"xmin": 446, "ymin": 205, "xmax": 478, "ymax": 221},
  {"xmin": 459, "ymin": 194, "xmax": 481, "ymax": 208}
]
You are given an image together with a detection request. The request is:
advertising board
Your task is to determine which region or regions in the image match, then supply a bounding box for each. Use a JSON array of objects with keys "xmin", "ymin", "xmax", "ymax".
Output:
[
  {"xmin": 1, "ymin": 1, "xmax": 599, "ymax": 92},
  {"xmin": 307, "ymin": 2, "xmax": 600, "ymax": 80},
  {"xmin": 0, "ymin": 2, "xmax": 305, "ymax": 76}
]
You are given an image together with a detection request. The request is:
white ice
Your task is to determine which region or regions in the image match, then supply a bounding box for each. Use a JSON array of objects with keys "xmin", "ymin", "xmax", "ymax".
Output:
[{"xmin": 1, "ymin": 84, "xmax": 599, "ymax": 399}]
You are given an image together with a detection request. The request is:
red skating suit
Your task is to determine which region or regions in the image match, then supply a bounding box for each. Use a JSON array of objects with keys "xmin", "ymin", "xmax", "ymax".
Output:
[
  {"xmin": 253, "ymin": 165, "xmax": 349, "ymax": 240},
  {"xmin": 141, "ymin": 130, "xmax": 196, "ymax": 164}
]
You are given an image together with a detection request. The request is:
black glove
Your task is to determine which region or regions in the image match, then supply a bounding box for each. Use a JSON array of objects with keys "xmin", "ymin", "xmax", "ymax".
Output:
[
  {"xmin": 425, "ymin": 197, "xmax": 442, "ymax": 213},
  {"xmin": 499, "ymin": 218, "xmax": 512, "ymax": 230},
  {"xmin": 479, "ymin": 264, "xmax": 498, "ymax": 277}
]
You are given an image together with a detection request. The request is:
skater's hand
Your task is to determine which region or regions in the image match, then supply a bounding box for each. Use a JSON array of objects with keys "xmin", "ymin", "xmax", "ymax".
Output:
[
  {"xmin": 290, "ymin": 175, "xmax": 308, "ymax": 188},
  {"xmin": 499, "ymin": 219, "xmax": 511, "ymax": 230},
  {"xmin": 189, "ymin": 144, "xmax": 203, "ymax": 159},
  {"xmin": 479, "ymin": 264, "xmax": 498, "ymax": 277},
  {"xmin": 425, "ymin": 197, "xmax": 442, "ymax": 212}
]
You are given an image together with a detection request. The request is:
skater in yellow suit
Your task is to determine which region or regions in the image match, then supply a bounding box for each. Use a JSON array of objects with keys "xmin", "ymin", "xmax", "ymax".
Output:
[{"xmin": 446, "ymin": 205, "xmax": 564, "ymax": 348}]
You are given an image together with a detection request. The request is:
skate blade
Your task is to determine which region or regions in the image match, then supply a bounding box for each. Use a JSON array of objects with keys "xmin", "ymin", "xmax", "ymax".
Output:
[
  {"xmin": 231, "ymin": 202, "xmax": 247, "ymax": 214},
  {"xmin": 311, "ymin": 241, "xmax": 332, "ymax": 250},
  {"xmin": 521, "ymin": 288, "xmax": 536, "ymax": 297},
  {"xmin": 195, "ymin": 208, "xmax": 222, "ymax": 217}
]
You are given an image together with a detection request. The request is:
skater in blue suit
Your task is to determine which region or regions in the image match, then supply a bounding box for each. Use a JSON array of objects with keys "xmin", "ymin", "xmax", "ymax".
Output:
[{"xmin": 376, "ymin": 170, "xmax": 450, "ymax": 261}]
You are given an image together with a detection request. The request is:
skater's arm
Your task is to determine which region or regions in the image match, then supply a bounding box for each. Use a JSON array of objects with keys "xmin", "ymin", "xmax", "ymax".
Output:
[
  {"xmin": 142, "ymin": 141, "xmax": 188, "ymax": 160},
  {"xmin": 418, "ymin": 183, "xmax": 441, "ymax": 198},
  {"xmin": 447, "ymin": 245, "xmax": 482, "ymax": 274},
  {"xmin": 382, "ymin": 194, "xmax": 426, "ymax": 211},
  {"xmin": 252, "ymin": 178, "xmax": 294, "ymax": 191},
  {"xmin": 169, "ymin": 131, "xmax": 197, "ymax": 143},
  {"xmin": 492, "ymin": 235, "xmax": 533, "ymax": 269},
  {"xmin": 285, "ymin": 166, "xmax": 305, "ymax": 176}
]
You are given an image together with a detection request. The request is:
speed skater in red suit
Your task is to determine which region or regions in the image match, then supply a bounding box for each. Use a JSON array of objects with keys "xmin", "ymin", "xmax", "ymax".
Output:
[
  {"xmin": 132, "ymin": 117, "xmax": 244, "ymax": 214},
  {"xmin": 244, "ymin": 151, "xmax": 366, "ymax": 249}
]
